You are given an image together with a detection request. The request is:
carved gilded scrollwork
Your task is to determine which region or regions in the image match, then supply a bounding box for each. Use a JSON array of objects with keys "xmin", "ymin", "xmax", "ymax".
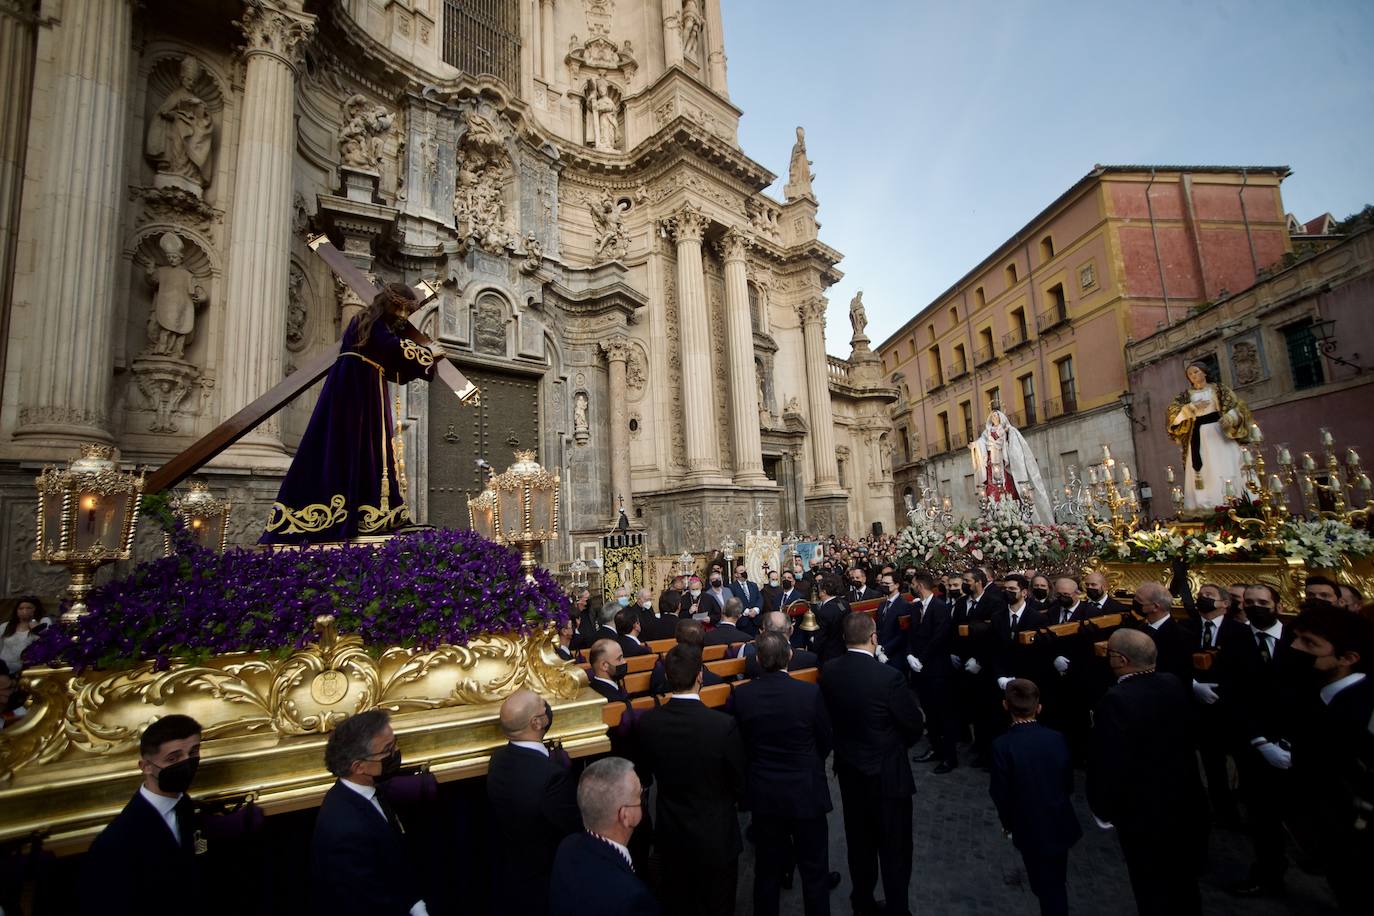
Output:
[{"xmin": 0, "ymin": 619, "xmax": 585, "ymax": 780}]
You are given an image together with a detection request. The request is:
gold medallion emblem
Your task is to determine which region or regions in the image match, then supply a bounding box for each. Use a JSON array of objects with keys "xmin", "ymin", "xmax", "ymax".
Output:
[{"xmin": 310, "ymin": 669, "xmax": 348, "ymax": 705}]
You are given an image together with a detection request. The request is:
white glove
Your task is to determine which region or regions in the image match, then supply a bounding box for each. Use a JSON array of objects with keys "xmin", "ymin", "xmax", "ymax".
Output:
[
  {"xmin": 1092, "ymin": 815, "xmax": 1114, "ymax": 830},
  {"xmin": 906, "ymin": 654, "xmax": 923, "ymax": 673},
  {"xmin": 964, "ymin": 658, "xmax": 982, "ymax": 675},
  {"xmin": 876, "ymin": 645, "xmax": 889, "ymax": 665},
  {"xmin": 950, "ymin": 654, "xmax": 962, "ymax": 668},
  {"xmin": 1192, "ymin": 682, "xmax": 1220, "ymax": 705},
  {"xmin": 996, "ymin": 676, "xmax": 1012, "ymax": 690},
  {"xmin": 1255, "ymin": 741, "xmax": 1292, "ymax": 770},
  {"xmin": 1053, "ymin": 656, "xmax": 1070, "ymax": 674}
]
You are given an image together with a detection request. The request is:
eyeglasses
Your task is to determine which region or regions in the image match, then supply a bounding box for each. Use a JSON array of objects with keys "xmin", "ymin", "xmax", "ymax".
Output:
[{"xmin": 363, "ymin": 740, "xmax": 398, "ymax": 760}]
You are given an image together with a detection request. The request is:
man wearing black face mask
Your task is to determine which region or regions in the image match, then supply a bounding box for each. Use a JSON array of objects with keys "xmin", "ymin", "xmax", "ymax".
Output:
[
  {"xmin": 312, "ymin": 709, "xmax": 430, "ymax": 916},
  {"xmin": 1189, "ymin": 583, "xmax": 1240, "ymax": 826},
  {"xmin": 1081, "ymin": 571, "xmax": 1125, "ymax": 616},
  {"xmin": 1212, "ymin": 583, "xmax": 1296, "ymax": 898},
  {"xmin": 84, "ymin": 714, "xmax": 207, "ymax": 916}
]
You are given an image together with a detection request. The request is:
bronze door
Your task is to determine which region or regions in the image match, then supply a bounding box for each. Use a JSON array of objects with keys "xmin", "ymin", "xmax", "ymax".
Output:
[{"xmin": 427, "ymin": 365, "xmax": 540, "ymax": 529}]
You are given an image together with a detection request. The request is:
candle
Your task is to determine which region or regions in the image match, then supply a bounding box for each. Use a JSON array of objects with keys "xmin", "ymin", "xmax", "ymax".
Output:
[
  {"xmin": 1321, "ymin": 428, "xmax": 1334, "ymax": 448},
  {"xmin": 1249, "ymin": 423, "xmax": 1264, "ymax": 444},
  {"xmin": 1269, "ymin": 474, "xmax": 1284, "ymax": 496},
  {"xmin": 1121, "ymin": 465, "xmax": 1133, "ymax": 485},
  {"xmin": 1224, "ymin": 479, "xmax": 1236, "ymax": 500},
  {"xmin": 1347, "ymin": 449, "xmax": 1361, "ymax": 468},
  {"xmin": 1087, "ymin": 466, "xmax": 1098, "ymax": 485},
  {"xmin": 1302, "ymin": 452, "xmax": 1316, "ymax": 472},
  {"xmin": 1166, "ymin": 465, "xmax": 1176, "ymax": 483},
  {"xmin": 1358, "ymin": 474, "xmax": 1372, "ymax": 499},
  {"xmin": 1102, "ymin": 445, "xmax": 1112, "ymax": 462},
  {"xmin": 942, "ymin": 496, "xmax": 952, "ymax": 512},
  {"xmin": 1240, "ymin": 447, "xmax": 1253, "ymax": 468},
  {"xmin": 1278, "ymin": 447, "xmax": 1292, "ymax": 467}
]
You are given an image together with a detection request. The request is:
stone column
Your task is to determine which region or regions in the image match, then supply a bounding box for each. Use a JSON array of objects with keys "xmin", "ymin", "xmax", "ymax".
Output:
[
  {"xmin": 718, "ymin": 230, "xmax": 766, "ymax": 484},
  {"xmin": 0, "ymin": 0, "xmax": 38, "ymax": 403},
  {"xmin": 219, "ymin": 1, "xmax": 315, "ymax": 459},
  {"xmin": 664, "ymin": 203, "xmax": 718, "ymax": 478},
  {"xmin": 600, "ymin": 336, "xmax": 633, "ymax": 518},
  {"xmin": 798, "ymin": 299, "xmax": 841, "ymax": 491},
  {"xmin": 528, "ymin": 0, "xmax": 542, "ymax": 81},
  {"xmin": 662, "ymin": 0, "xmax": 683, "ymax": 68},
  {"xmin": 13, "ymin": 0, "xmax": 135, "ymax": 446},
  {"xmin": 703, "ymin": 0, "xmax": 728, "ymax": 93},
  {"xmin": 541, "ymin": 0, "xmax": 556, "ymax": 85}
]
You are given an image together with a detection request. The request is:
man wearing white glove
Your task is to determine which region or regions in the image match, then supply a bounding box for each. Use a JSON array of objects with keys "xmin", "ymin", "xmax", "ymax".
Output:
[
  {"xmin": 1190, "ymin": 583, "xmax": 1240, "ymax": 826},
  {"xmin": 906, "ymin": 572, "xmax": 958, "ymax": 772},
  {"xmin": 1087, "ymin": 629, "xmax": 1206, "ymax": 915}
]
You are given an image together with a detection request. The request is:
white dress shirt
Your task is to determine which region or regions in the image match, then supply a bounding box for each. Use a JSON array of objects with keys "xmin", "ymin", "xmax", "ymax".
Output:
[
  {"xmin": 669, "ymin": 692, "xmax": 701, "ymax": 702},
  {"xmin": 1250, "ymin": 620, "xmax": 1284, "ymax": 658},
  {"xmin": 589, "ymin": 831, "xmax": 634, "ymax": 871},
  {"xmin": 509, "ymin": 740, "xmax": 550, "ymax": 757},
  {"xmin": 1147, "ymin": 615, "xmax": 1169, "ymax": 631},
  {"xmin": 138, "ymin": 785, "xmax": 183, "ymax": 844},
  {"xmin": 1320, "ymin": 672, "xmax": 1367, "ymax": 705}
]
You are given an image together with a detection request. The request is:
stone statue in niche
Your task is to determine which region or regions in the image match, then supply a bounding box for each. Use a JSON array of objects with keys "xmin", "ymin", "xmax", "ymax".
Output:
[
  {"xmin": 784, "ymin": 126, "xmax": 815, "ymax": 202},
  {"xmin": 590, "ymin": 190, "xmax": 629, "ymax": 262},
  {"xmin": 140, "ymin": 232, "xmax": 206, "ymax": 360},
  {"xmin": 573, "ymin": 391, "xmax": 590, "ymax": 445},
  {"xmin": 681, "ymin": 0, "xmax": 704, "ymax": 61},
  {"xmin": 848, "ymin": 290, "xmax": 868, "ymax": 338},
  {"xmin": 145, "ymin": 55, "xmax": 214, "ymax": 197},
  {"xmin": 589, "ymin": 77, "xmax": 622, "ymax": 151},
  {"xmin": 338, "ymin": 94, "xmax": 393, "ymax": 170}
]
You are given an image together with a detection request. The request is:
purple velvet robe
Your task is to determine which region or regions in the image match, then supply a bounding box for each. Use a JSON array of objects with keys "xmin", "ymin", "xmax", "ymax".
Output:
[{"xmin": 260, "ymin": 316, "xmax": 435, "ymax": 544}]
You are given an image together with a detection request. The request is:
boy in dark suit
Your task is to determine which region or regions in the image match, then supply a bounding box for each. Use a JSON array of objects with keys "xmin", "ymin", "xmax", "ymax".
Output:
[
  {"xmin": 83, "ymin": 714, "xmax": 207, "ymax": 916},
  {"xmin": 989, "ymin": 679, "xmax": 1081, "ymax": 916}
]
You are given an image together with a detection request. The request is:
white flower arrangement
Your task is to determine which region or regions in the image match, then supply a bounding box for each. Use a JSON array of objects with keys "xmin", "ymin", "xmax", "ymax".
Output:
[{"xmin": 1281, "ymin": 519, "xmax": 1374, "ymax": 567}]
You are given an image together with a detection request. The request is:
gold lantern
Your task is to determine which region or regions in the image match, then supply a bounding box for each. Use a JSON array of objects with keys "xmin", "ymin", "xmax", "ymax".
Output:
[
  {"xmin": 165, "ymin": 480, "xmax": 232, "ymax": 554},
  {"xmin": 489, "ymin": 450, "xmax": 560, "ymax": 579},
  {"xmin": 467, "ymin": 487, "xmax": 498, "ymax": 541},
  {"xmin": 33, "ymin": 444, "xmax": 145, "ymax": 624}
]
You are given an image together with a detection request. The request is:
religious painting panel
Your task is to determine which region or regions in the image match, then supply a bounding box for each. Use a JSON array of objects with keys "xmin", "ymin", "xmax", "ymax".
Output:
[{"xmin": 743, "ymin": 532, "xmax": 781, "ymax": 582}]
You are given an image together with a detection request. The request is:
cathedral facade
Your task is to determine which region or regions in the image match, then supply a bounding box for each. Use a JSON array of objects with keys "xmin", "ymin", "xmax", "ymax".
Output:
[{"xmin": 0, "ymin": 0, "xmax": 895, "ymax": 592}]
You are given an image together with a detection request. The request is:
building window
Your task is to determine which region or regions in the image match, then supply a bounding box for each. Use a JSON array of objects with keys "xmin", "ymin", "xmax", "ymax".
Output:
[
  {"xmin": 952, "ymin": 343, "xmax": 966, "ymax": 377},
  {"xmin": 960, "ymin": 401, "xmax": 974, "ymax": 444},
  {"xmin": 1040, "ymin": 235, "xmax": 1055, "ymax": 261},
  {"xmin": 987, "ymin": 385, "xmax": 1001, "ymax": 412},
  {"xmin": 949, "ymin": 306, "xmax": 959, "ymax": 326},
  {"xmin": 1005, "ymin": 306, "xmax": 1029, "ymax": 348},
  {"xmin": 1049, "ymin": 283, "xmax": 1067, "ymax": 321},
  {"xmin": 1005, "ymin": 262, "xmax": 1019, "ymax": 286},
  {"xmin": 442, "ymin": 0, "xmax": 522, "ymax": 86},
  {"xmin": 1283, "ymin": 322, "xmax": 1325, "ymax": 390},
  {"xmin": 898, "ymin": 426, "xmax": 911, "ymax": 463},
  {"xmin": 837, "ymin": 457, "xmax": 847, "ymax": 488},
  {"xmin": 975, "ymin": 286, "xmax": 986, "ymax": 308},
  {"xmin": 747, "ymin": 282, "xmax": 761, "ymax": 332},
  {"xmin": 929, "ymin": 346, "xmax": 943, "ymax": 385},
  {"xmin": 976, "ymin": 326, "xmax": 994, "ymax": 364},
  {"xmin": 937, "ymin": 412, "xmax": 951, "ymax": 453},
  {"xmin": 1056, "ymin": 356, "xmax": 1077, "ymax": 411},
  {"xmin": 1019, "ymin": 373, "xmax": 1036, "ymax": 425}
]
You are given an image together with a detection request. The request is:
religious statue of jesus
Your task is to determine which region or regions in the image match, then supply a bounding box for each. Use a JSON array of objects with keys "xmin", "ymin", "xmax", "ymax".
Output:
[{"xmin": 260, "ymin": 283, "xmax": 443, "ymax": 543}]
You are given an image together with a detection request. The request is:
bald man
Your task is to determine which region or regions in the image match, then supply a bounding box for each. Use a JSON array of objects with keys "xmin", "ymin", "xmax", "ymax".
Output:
[
  {"xmin": 487, "ymin": 690, "xmax": 581, "ymax": 915},
  {"xmin": 1088, "ymin": 630, "xmax": 1205, "ymax": 916},
  {"xmin": 1133, "ymin": 582, "xmax": 1194, "ymax": 686}
]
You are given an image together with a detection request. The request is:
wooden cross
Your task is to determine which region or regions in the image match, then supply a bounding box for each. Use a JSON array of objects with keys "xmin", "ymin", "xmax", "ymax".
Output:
[{"xmin": 145, "ymin": 236, "xmax": 479, "ymax": 493}]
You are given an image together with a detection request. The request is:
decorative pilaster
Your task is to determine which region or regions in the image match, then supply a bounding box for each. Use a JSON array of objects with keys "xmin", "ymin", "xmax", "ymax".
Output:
[
  {"xmin": 219, "ymin": 1, "xmax": 316, "ymax": 460},
  {"xmin": 0, "ymin": 0, "xmax": 37, "ymax": 405},
  {"xmin": 662, "ymin": 0, "xmax": 683, "ymax": 68},
  {"xmin": 798, "ymin": 299, "xmax": 841, "ymax": 491},
  {"xmin": 718, "ymin": 230, "xmax": 766, "ymax": 484},
  {"xmin": 13, "ymin": 0, "xmax": 135, "ymax": 446},
  {"xmin": 663, "ymin": 203, "xmax": 719, "ymax": 479},
  {"xmin": 600, "ymin": 336, "xmax": 633, "ymax": 519},
  {"xmin": 704, "ymin": 0, "xmax": 728, "ymax": 93},
  {"xmin": 540, "ymin": 0, "xmax": 556, "ymax": 84}
]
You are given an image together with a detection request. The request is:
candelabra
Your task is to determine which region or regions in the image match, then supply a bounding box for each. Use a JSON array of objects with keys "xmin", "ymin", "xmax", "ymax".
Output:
[
  {"xmin": 1296, "ymin": 427, "xmax": 1373, "ymax": 521},
  {"xmin": 1054, "ymin": 464, "xmax": 1094, "ymax": 523},
  {"xmin": 1164, "ymin": 465, "xmax": 1186, "ymax": 516},
  {"xmin": 1086, "ymin": 446, "xmax": 1139, "ymax": 546},
  {"xmin": 1228, "ymin": 423, "xmax": 1289, "ymax": 554},
  {"xmin": 721, "ymin": 536, "xmax": 737, "ymax": 570},
  {"xmin": 906, "ymin": 469, "xmax": 954, "ymax": 531},
  {"xmin": 569, "ymin": 558, "xmax": 589, "ymax": 589}
]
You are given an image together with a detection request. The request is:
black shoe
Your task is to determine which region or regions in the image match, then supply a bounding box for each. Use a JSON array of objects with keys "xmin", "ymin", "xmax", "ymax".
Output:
[
  {"xmin": 1228, "ymin": 880, "xmax": 1284, "ymax": 898},
  {"xmin": 933, "ymin": 762, "xmax": 957, "ymax": 774},
  {"xmin": 827, "ymin": 871, "xmax": 841, "ymax": 890},
  {"xmin": 912, "ymin": 749, "xmax": 937, "ymax": 762}
]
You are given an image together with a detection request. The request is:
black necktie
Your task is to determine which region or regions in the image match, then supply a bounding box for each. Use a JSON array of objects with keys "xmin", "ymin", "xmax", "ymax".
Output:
[
  {"xmin": 173, "ymin": 796, "xmax": 195, "ymax": 853},
  {"xmin": 1203, "ymin": 620, "xmax": 1215, "ymax": 648},
  {"xmin": 376, "ymin": 791, "xmax": 405, "ymax": 835},
  {"xmin": 1256, "ymin": 632, "xmax": 1272, "ymax": 664},
  {"xmin": 1010, "ymin": 612, "xmax": 1020, "ymax": 631}
]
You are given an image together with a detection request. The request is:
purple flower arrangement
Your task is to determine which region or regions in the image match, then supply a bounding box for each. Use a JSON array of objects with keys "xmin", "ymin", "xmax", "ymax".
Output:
[{"xmin": 26, "ymin": 528, "xmax": 571, "ymax": 672}]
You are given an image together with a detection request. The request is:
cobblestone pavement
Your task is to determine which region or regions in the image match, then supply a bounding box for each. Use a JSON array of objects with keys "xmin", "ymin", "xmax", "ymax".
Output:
[{"xmin": 733, "ymin": 738, "xmax": 1341, "ymax": 915}]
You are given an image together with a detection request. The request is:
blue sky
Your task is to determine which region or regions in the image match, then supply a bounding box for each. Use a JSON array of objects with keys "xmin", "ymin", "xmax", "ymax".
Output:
[{"xmin": 720, "ymin": 0, "xmax": 1374, "ymax": 354}]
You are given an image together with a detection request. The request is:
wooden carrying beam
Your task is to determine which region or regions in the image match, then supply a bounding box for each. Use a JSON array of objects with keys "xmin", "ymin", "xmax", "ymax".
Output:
[{"xmin": 1015, "ymin": 613, "xmax": 1126, "ymax": 646}]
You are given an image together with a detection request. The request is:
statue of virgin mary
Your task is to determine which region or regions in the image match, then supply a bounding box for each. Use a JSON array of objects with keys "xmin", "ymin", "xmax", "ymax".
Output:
[{"xmin": 970, "ymin": 409, "xmax": 1053, "ymax": 524}]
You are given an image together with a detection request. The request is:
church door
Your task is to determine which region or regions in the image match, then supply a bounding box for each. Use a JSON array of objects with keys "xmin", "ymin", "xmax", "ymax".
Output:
[{"xmin": 426, "ymin": 365, "xmax": 541, "ymax": 529}]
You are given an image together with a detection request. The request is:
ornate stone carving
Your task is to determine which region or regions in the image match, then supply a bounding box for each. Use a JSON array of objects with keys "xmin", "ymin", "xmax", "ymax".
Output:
[
  {"xmin": 573, "ymin": 391, "xmax": 590, "ymax": 445},
  {"xmin": 590, "ymin": 189, "xmax": 629, "ymax": 262},
  {"xmin": 453, "ymin": 110, "xmax": 515, "ymax": 254},
  {"xmin": 286, "ymin": 263, "xmax": 309, "ymax": 352},
  {"xmin": 138, "ymin": 232, "xmax": 206, "ymax": 360},
  {"xmin": 338, "ymin": 93, "xmax": 393, "ymax": 170},
  {"xmin": 473, "ymin": 295, "xmax": 506, "ymax": 356},
  {"xmin": 520, "ymin": 232, "xmax": 543, "ymax": 275},
  {"xmin": 848, "ymin": 290, "xmax": 868, "ymax": 338},
  {"xmin": 663, "ymin": 202, "xmax": 709, "ymax": 243},
  {"xmin": 586, "ymin": 76, "xmax": 623, "ymax": 151},
  {"xmin": 129, "ymin": 186, "xmax": 221, "ymax": 233},
  {"xmin": 144, "ymin": 55, "xmax": 216, "ymax": 197},
  {"xmin": 681, "ymin": 0, "xmax": 705, "ymax": 61},
  {"xmin": 625, "ymin": 346, "xmax": 647, "ymax": 399},
  {"xmin": 235, "ymin": 0, "xmax": 316, "ymax": 66},
  {"xmin": 130, "ymin": 356, "xmax": 201, "ymax": 433},
  {"xmin": 681, "ymin": 505, "xmax": 704, "ymax": 546},
  {"xmin": 796, "ymin": 298, "xmax": 827, "ymax": 328},
  {"xmin": 784, "ymin": 126, "xmax": 815, "ymax": 202},
  {"xmin": 600, "ymin": 336, "xmax": 632, "ymax": 365},
  {"xmin": 717, "ymin": 228, "xmax": 751, "ymax": 262}
]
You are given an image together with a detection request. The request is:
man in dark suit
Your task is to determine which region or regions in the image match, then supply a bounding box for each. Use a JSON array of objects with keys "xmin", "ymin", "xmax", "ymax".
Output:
[
  {"xmin": 576, "ymin": 600, "xmax": 622, "ymax": 652},
  {"xmin": 990, "ymin": 679, "xmax": 1081, "ymax": 916},
  {"xmin": 549, "ymin": 757, "xmax": 660, "ymax": 916},
  {"xmin": 486, "ymin": 690, "xmax": 580, "ymax": 914},
  {"xmin": 1286, "ymin": 603, "xmax": 1374, "ymax": 912},
  {"xmin": 1087, "ymin": 630, "xmax": 1205, "ymax": 916},
  {"xmin": 767, "ymin": 570, "xmax": 809, "ymax": 613},
  {"xmin": 83, "ymin": 714, "xmax": 207, "ymax": 916},
  {"xmin": 649, "ymin": 618, "xmax": 726, "ymax": 694},
  {"xmin": 570, "ymin": 587, "xmax": 595, "ymax": 649},
  {"xmin": 703, "ymin": 597, "xmax": 749, "ymax": 647},
  {"xmin": 734, "ymin": 632, "xmax": 835, "ymax": 916},
  {"xmin": 821, "ymin": 613, "xmax": 924, "ymax": 916},
  {"xmin": 588, "ymin": 638, "xmax": 630, "ymax": 703},
  {"xmin": 904, "ymin": 572, "xmax": 957, "ymax": 773},
  {"xmin": 1134, "ymin": 582, "xmax": 1194, "ymax": 686},
  {"xmin": 730, "ymin": 564, "xmax": 763, "ymax": 635},
  {"xmin": 556, "ymin": 619, "xmax": 577, "ymax": 662},
  {"xmin": 637, "ymin": 586, "xmax": 679, "ymax": 642},
  {"xmin": 311, "ymin": 709, "xmax": 430, "ymax": 916},
  {"xmin": 968, "ymin": 574, "xmax": 1044, "ymax": 759},
  {"xmin": 743, "ymin": 611, "xmax": 820, "ymax": 678},
  {"xmin": 810, "ymin": 574, "xmax": 850, "ymax": 666},
  {"xmin": 872, "ymin": 572, "xmax": 913, "ymax": 674},
  {"xmin": 1212, "ymin": 583, "xmax": 1298, "ymax": 897},
  {"xmin": 699, "ymin": 572, "xmax": 732, "ymax": 626},
  {"xmin": 1039, "ymin": 576, "xmax": 1099, "ymax": 762},
  {"xmin": 1186, "ymin": 583, "xmax": 1239, "ymax": 824},
  {"xmin": 847, "ymin": 567, "xmax": 880, "ymax": 604},
  {"xmin": 1082, "ymin": 571, "xmax": 1127, "ymax": 616},
  {"xmin": 659, "ymin": 576, "xmax": 687, "ymax": 617},
  {"xmin": 615, "ymin": 605, "xmax": 653, "ymax": 658},
  {"xmin": 635, "ymin": 645, "xmax": 747, "ymax": 916}
]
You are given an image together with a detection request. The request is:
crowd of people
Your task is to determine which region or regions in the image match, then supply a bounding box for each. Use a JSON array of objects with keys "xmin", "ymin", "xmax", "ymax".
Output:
[{"xmin": 10, "ymin": 545, "xmax": 1372, "ymax": 916}]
